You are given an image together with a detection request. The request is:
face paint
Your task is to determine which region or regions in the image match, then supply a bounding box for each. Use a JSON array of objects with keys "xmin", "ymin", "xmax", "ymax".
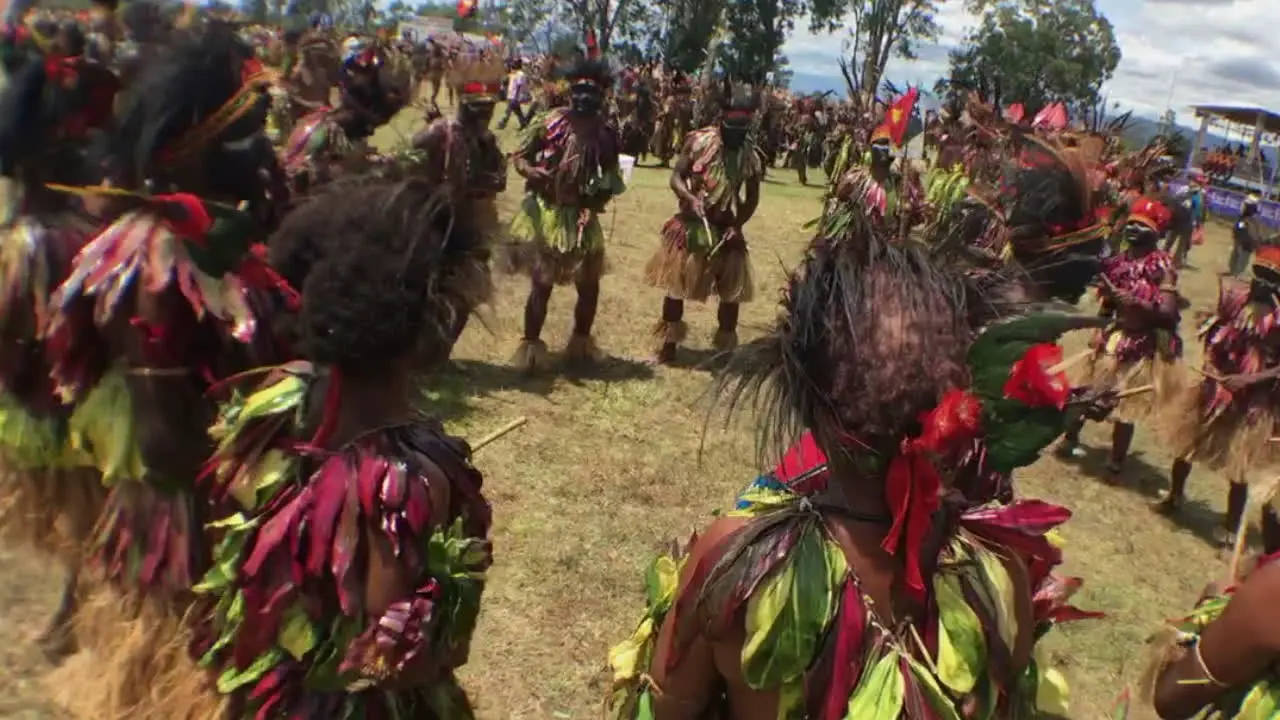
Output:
[
  {"xmin": 870, "ymin": 141, "xmax": 892, "ymax": 167},
  {"xmin": 460, "ymin": 100, "xmax": 495, "ymax": 126},
  {"xmin": 1123, "ymin": 222, "xmax": 1158, "ymax": 247},
  {"xmin": 570, "ymin": 89, "xmax": 602, "ymax": 115}
]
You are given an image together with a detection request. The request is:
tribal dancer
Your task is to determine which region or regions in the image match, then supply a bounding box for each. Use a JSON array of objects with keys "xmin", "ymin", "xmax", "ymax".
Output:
[
  {"xmin": 190, "ymin": 178, "xmax": 492, "ymax": 718},
  {"xmin": 820, "ymin": 97, "xmax": 925, "ymax": 237},
  {"xmin": 1144, "ymin": 551, "xmax": 1280, "ymax": 717},
  {"xmin": 412, "ymin": 51, "xmax": 506, "ymax": 340},
  {"xmin": 1059, "ymin": 197, "xmax": 1181, "ymax": 476},
  {"xmin": 645, "ymin": 80, "xmax": 762, "ymax": 363},
  {"xmin": 281, "ymin": 46, "xmax": 398, "ymax": 196},
  {"xmin": 0, "ymin": 19, "xmax": 119, "ymax": 659},
  {"xmin": 1159, "ymin": 245, "xmax": 1280, "ymax": 547},
  {"xmin": 609, "ymin": 193, "xmax": 1097, "ymax": 720},
  {"xmin": 504, "ymin": 56, "xmax": 625, "ymax": 373},
  {"xmin": 41, "ymin": 24, "xmax": 294, "ymax": 719}
]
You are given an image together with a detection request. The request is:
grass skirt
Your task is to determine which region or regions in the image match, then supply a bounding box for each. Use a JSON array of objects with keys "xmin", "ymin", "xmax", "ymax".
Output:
[
  {"xmin": 499, "ymin": 193, "xmax": 607, "ymax": 286},
  {"xmin": 0, "ymin": 464, "xmax": 104, "ymax": 564},
  {"xmin": 644, "ymin": 215, "xmax": 754, "ymax": 303},
  {"xmin": 48, "ymin": 581, "xmax": 224, "ymax": 720},
  {"xmin": 0, "ymin": 395, "xmax": 102, "ymax": 563},
  {"xmin": 1164, "ymin": 381, "xmax": 1280, "ymax": 480},
  {"xmin": 1080, "ymin": 351, "xmax": 1184, "ymax": 425}
]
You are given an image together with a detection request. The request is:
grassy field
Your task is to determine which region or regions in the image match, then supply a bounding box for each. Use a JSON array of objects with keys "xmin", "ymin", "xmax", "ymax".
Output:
[{"xmin": 0, "ymin": 99, "xmax": 1254, "ymax": 719}]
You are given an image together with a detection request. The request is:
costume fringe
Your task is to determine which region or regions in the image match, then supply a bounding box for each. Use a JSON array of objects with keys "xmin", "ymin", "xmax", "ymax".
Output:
[
  {"xmin": 0, "ymin": 464, "xmax": 104, "ymax": 564},
  {"xmin": 643, "ymin": 217, "xmax": 754, "ymax": 303},
  {"xmin": 1164, "ymin": 382, "xmax": 1280, "ymax": 480},
  {"xmin": 497, "ymin": 241, "xmax": 608, "ymax": 286},
  {"xmin": 49, "ymin": 583, "xmax": 224, "ymax": 720},
  {"xmin": 1079, "ymin": 351, "xmax": 1184, "ymax": 424}
]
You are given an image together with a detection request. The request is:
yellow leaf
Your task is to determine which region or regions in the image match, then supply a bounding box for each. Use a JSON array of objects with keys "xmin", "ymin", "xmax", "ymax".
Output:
[
  {"xmin": 846, "ymin": 649, "xmax": 905, "ymax": 720},
  {"xmin": 1036, "ymin": 666, "xmax": 1070, "ymax": 715},
  {"xmin": 935, "ymin": 572, "xmax": 985, "ymax": 694},
  {"xmin": 277, "ymin": 604, "xmax": 317, "ymax": 661},
  {"xmin": 973, "ymin": 544, "xmax": 1019, "ymax": 651},
  {"xmin": 608, "ymin": 618, "xmax": 654, "ymax": 682},
  {"xmin": 905, "ymin": 656, "xmax": 963, "ymax": 720}
]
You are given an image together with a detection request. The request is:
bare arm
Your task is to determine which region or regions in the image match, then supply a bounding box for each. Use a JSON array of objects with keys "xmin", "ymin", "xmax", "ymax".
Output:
[
  {"xmin": 737, "ymin": 176, "xmax": 761, "ymax": 226},
  {"xmin": 649, "ymin": 517, "xmax": 746, "ymax": 719},
  {"xmin": 669, "ymin": 150, "xmax": 697, "ymax": 209},
  {"xmin": 1154, "ymin": 562, "xmax": 1280, "ymax": 719}
]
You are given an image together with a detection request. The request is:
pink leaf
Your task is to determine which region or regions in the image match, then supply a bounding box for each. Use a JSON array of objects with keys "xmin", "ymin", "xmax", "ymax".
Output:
[
  {"xmin": 806, "ymin": 579, "xmax": 869, "ymax": 720},
  {"xmin": 305, "ymin": 457, "xmax": 349, "ymax": 578}
]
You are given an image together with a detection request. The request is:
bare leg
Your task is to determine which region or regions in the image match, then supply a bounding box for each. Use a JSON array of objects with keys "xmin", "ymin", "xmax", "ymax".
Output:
[
  {"xmin": 1107, "ymin": 421, "xmax": 1135, "ymax": 477},
  {"xmin": 565, "ymin": 276, "xmax": 602, "ymax": 365},
  {"xmin": 38, "ymin": 561, "xmax": 79, "ymax": 661},
  {"xmin": 651, "ymin": 296, "xmax": 684, "ymax": 364},
  {"xmin": 1217, "ymin": 480, "xmax": 1249, "ymax": 547},
  {"xmin": 713, "ymin": 301, "xmax": 740, "ymax": 352},
  {"xmin": 512, "ymin": 281, "xmax": 554, "ymax": 373}
]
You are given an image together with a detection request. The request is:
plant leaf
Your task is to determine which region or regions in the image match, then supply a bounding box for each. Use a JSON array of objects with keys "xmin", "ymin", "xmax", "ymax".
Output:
[
  {"xmin": 936, "ymin": 571, "xmax": 986, "ymax": 695},
  {"xmin": 277, "ymin": 602, "xmax": 317, "ymax": 660},
  {"xmin": 967, "ymin": 313, "xmax": 1105, "ymax": 400},
  {"xmin": 741, "ymin": 524, "xmax": 838, "ymax": 689},
  {"xmin": 906, "ymin": 655, "xmax": 963, "ymax": 720},
  {"xmin": 845, "ymin": 649, "xmax": 905, "ymax": 720}
]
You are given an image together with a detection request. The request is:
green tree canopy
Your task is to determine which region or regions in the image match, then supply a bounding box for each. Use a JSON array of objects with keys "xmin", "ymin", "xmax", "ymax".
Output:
[{"xmin": 942, "ymin": 0, "xmax": 1121, "ymax": 115}]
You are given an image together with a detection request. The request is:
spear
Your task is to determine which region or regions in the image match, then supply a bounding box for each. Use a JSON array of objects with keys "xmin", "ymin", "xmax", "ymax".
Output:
[{"xmin": 471, "ymin": 416, "xmax": 528, "ymax": 453}]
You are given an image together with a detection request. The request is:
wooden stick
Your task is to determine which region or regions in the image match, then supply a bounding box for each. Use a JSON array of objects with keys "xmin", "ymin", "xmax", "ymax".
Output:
[
  {"xmin": 1192, "ymin": 365, "xmax": 1225, "ymax": 383},
  {"xmin": 1048, "ymin": 349, "xmax": 1092, "ymax": 376},
  {"xmin": 471, "ymin": 416, "xmax": 528, "ymax": 453},
  {"xmin": 1113, "ymin": 383, "xmax": 1154, "ymax": 400},
  {"xmin": 1226, "ymin": 489, "xmax": 1252, "ymax": 587}
]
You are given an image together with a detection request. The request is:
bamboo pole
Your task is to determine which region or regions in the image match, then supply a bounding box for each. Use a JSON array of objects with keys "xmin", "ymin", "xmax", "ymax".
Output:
[{"xmin": 471, "ymin": 416, "xmax": 528, "ymax": 453}]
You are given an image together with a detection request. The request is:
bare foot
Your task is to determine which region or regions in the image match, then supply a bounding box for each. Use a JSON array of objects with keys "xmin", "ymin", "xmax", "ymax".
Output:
[{"xmin": 1152, "ymin": 492, "xmax": 1183, "ymax": 515}]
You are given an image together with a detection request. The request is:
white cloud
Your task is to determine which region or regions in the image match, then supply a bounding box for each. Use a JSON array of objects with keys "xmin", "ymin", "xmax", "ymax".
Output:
[{"xmin": 782, "ymin": 0, "xmax": 1280, "ymax": 124}]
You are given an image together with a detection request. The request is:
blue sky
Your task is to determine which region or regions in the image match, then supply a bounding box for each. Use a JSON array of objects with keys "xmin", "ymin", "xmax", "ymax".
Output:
[{"xmin": 781, "ymin": 0, "xmax": 1280, "ymax": 124}]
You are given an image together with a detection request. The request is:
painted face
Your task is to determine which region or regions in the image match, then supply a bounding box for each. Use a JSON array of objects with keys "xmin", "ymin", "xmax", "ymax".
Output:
[
  {"xmin": 569, "ymin": 81, "xmax": 602, "ymax": 115},
  {"xmin": 721, "ymin": 112, "xmax": 752, "ymax": 149},
  {"xmin": 870, "ymin": 140, "xmax": 892, "ymax": 167},
  {"xmin": 1123, "ymin": 221, "xmax": 1159, "ymax": 247},
  {"xmin": 460, "ymin": 99, "xmax": 495, "ymax": 126}
]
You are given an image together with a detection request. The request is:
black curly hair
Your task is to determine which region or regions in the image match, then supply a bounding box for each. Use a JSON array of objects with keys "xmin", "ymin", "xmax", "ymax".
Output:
[
  {"xmin": 268, "ymin": 178, "xmax": 489, "ymax": 378},
  {"xmin": 715, "ymin": 210, "xmax": 973, "ymax": 465}
]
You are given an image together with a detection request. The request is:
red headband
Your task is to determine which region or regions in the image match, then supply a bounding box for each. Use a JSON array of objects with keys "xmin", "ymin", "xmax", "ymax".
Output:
[
  {"xmin": 461, "ymin": 81, "xmax": 501, "ymax": 96},
  {"xmin": 724, "ymin": 109, "xmax": 754, "ymax": 120}
]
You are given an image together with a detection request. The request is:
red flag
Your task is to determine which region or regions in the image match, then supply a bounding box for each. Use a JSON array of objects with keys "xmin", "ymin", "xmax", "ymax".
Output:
[
  {"xmin": 872, "ymin": 86, "xmax": 918, "ymax": 147},
  {"xmin": 585, "ymin": 27, "xmax": 599, "ymax": 59},
  {"xmin": 1004, "ymin": 103, "xmax": 1025, "ymax": 124},
  {"xmin": 456, "ymin": 0, "xmax": 476, "ymax": 18}
]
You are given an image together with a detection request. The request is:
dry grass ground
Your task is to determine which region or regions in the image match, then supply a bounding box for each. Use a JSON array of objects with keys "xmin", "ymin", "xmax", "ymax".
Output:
[{"xmin": 0, "ymin": 95, "xmax": 1256, "ymax": 718}]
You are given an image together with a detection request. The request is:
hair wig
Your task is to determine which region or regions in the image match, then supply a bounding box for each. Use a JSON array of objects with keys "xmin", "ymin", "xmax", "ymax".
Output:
[{"xmin": 268, "ymin": 178, "xmax": 490, "ymax": 378}]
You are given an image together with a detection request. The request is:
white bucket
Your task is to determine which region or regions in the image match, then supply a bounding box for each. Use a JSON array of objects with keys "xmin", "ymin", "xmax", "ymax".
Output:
[{"xmin": 619, "ymin": 154, "xmax": 637, "ymax": 185}]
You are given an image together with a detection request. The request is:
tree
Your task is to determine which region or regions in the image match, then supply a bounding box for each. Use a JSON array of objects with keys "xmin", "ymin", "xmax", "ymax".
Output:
[
  {"xmin": 944, "ymin": 0, "xmax": 1121, "ymax": 115},
  {"xmin": 717, "ymin": 0, "xmax": 799, "ymax": 83},
  {"xmin": 561, "ymin": 0, "xmax": 644, "ymax": 54},
  {"xmin": 499, "ymin": 0, "xmax": 563, "ymax": 51},
  {"xmin": 807, "ymin": 0, "xmax": 941, "ymax": 108},
  {"xmin": 658, "ymin": 0, "xmax": 725, "ymax": 72}
]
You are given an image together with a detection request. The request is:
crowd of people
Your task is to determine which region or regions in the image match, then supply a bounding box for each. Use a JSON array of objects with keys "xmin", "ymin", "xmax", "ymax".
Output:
[{"xmin": 3, "ymin": 1, "xmax": 1280, "ymax": 718}]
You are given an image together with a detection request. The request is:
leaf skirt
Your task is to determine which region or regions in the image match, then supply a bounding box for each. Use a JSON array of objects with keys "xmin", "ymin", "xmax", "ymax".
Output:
[
  {"xmin": 0, "ymin": 392, "xmax": 102, "ymax": 561},
  {"xmin": 1164, "ymin": 380, "xmax": 1280, "ymax": 480},
  {"xmin": 1080, "ymin": 329, "xmax": 1184, "ymax": 424},
  {"xmin": 499, "ymin": 194, "xmax": 607, "ymax": 286},
  {"xmin": 643, "ymin": 215, "xmax": 753, "ymax": 304},
  {"xmin": 48, "ymin": 585, "xmax": 225, "ymax": 720}
]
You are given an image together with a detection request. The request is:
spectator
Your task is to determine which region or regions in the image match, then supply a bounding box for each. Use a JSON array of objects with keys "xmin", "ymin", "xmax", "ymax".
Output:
[
  {"xmin": 1230, "ymin": 195, "xmax": 1277, "ymax": 276},
  {"xmin": 497, "ymin": 57, "xmax": 530, "ymax": 130},
  {"xmin": 1164, "ymin": 170, "xmax": 1207, "ymax": 267}
]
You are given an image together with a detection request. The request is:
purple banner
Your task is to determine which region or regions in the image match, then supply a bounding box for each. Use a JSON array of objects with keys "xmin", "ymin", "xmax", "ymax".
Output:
[{"xmin": 1167, "ymin": 181, "xmax": 1280, "ymax": 229}]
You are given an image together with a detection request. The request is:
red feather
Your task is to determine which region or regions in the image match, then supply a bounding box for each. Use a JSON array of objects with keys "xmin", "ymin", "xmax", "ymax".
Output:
[{"xmin": 305, "ymin": 458, "xmax": 349, "ymax": 577}]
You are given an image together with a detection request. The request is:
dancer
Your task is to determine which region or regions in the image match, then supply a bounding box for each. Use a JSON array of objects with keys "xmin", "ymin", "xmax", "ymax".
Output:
[
  {"xmin": 412, "ymin": 50, "xmax": 506, "ymax": 340},
  {"xmin": 1059, "ymin": 197, "xmax": 1181, "ymax": 476},
  {"xmin": 609, "ymin": 202, "xmax": 1096, "ymax": 719},
  {"xmin": 1145, "ymin": 554, "xmax": 1280, "ymax": 717},
  {"xmin": 1160, "ymin": 245, "xmax": 1280, "ymax": 546},
  {"xmin": 0, "ymin": 22, "xmax": 119, "ymax": 659},
  {"xmin": 645, "ymin": 80, "xmax": 762, "ymax": 363},
  {"xmin": 505, "ymin": 55, "xmax": 625, "ymax": 373},
  {"xmin": 192, "ymin": 178, "xmax": 493, "ymax": 718},
  {"xmin": 39, "ymin": 23, "xmax": 294, "ymax": 719}
]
